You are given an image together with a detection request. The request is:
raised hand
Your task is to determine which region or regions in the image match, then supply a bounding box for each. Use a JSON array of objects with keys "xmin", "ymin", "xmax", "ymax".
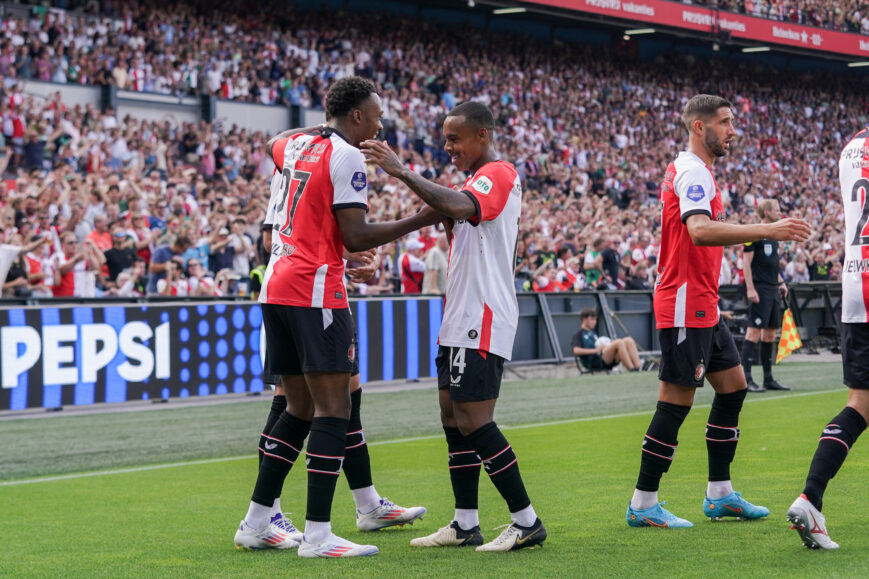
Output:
[{"xmin": 360, "ymin": 139, "xmax": 405, "ymax": 178}]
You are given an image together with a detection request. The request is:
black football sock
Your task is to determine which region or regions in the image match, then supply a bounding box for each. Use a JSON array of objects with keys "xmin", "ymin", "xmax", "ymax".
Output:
[
  {"xmin": 760, "ymin": 341, "xmax": 774, "ymax": 383},
  {"xmin": 343, "ymin": 389, "xmax": 373, "ymax": 490},
  {"xmin": 251, "ymin": 410, "xmax": 310, "ymax": 507},
  {"xmin": 741, "ymin": 340, "xmax": 757, "ymax": 382},
  {"xmin": 706, "ymin": 389, "xmax": 746, "ymax": 482},
  {"xmin": 258, "ymin": 395, "xmax": 287, "ymax": 469},
  {"xmin": 444, "ymin": 425, "xmax": 481, "ymax": 510},
  {"xmin": 636, "ymin": 401, "xmax": 691, "ymax": 492},
  {"xmin": 466, "ymin": 422, "xmax": 530, "ymax": 513},
  {"xmin": 305, "ymin": 417, "xmax": 349, "ymax": 523},
  {"xmin": 803, "ymin": 407, "xmax": 866, "ymax": 511}
]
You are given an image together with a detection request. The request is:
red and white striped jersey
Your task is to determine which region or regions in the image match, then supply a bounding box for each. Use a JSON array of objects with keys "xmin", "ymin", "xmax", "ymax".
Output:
[
  {"xmin": 654, "ymin": 151, "xmax": 725, "ymax": 328},
  {"xmin": 840, "ymin": 127, "xmax": 869, "ymax": 323},
  {"xmin": 260, "ymin": 129, "xmax": 368, "ymax": 309},
  {"xmin": 439, "ymin": 160, "xmax": 521, "ymax": 360}
]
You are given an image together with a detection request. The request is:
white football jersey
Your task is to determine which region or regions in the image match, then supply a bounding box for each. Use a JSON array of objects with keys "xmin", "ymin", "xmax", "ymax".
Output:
[
  {"xmin": 439, "ymin": 160, "xmax": 521, "ymax": 360},
  {"xmin": 840, "ymin": 128, "xmax": 869, "ymax": 323}
]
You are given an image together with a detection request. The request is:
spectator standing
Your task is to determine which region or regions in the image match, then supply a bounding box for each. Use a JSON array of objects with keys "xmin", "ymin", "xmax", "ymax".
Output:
[
  {"xmin": 422, "ymin": 233, "xmax": 448, "ymax": 294},
  {"xmin": 51, "ymin": 232, "xmax": 103, "ymax": 297},
  {"xmin": 400, "ymin": 238, "xmax": 426, "ymax": 293},
  {"xmin": 103, "ymin": 227, "xmax": 137, "ymax": 284},
  {"xmin": 584, "ymin": 237, "xmax": 605, "ymax": 288},
  {"xmin": 208, "ymin": 227, "xmax": 235, "ymax": 273},
  {"xmin": 147, "ymin": 235, "xmax": 192, "ymax": 294}
]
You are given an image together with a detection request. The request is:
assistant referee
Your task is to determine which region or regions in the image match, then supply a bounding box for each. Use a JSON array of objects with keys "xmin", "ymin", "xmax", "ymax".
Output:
[{"xmin": 741, "ymin": 199, "xmax": 790, "ymax": 392}]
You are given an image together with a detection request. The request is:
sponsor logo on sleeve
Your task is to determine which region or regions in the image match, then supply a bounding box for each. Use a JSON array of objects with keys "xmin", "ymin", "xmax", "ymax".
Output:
[
  {"xmin": 471, "ymin": 176, "xmax": 493, "ymax": 195},
  {"xmin": 685, "ymin": 184, "xmax": 705, "ymax": 202},
  {"xmin": 351, "ymin": 171, "xmax": 367, "ymax": 191}
]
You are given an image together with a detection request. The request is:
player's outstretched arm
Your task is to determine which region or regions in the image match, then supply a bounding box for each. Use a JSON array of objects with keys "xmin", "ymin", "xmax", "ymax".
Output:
[
  {"xmin": 685, "ymin": 214, "xmax": 812, "ymax": 247},
  {"xmin": 336, "ymin": 206, "xmax": 444, "ymax": 253},
  {"xmin": 265, "ymin": 125, "xmax": 324, "ymax": 166},
  {"xmin": 360, "ymin": 140, "xmax": 476, "ymax": 220}
]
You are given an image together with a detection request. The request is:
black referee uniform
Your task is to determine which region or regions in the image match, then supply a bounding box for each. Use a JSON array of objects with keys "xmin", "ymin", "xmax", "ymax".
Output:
[{"xmin": 741, "ymin": 238, "xmax": 788, "ymax": 391}]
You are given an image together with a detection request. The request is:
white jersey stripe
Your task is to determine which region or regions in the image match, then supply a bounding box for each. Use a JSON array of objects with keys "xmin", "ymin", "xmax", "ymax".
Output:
[
  {"xmin": 312, "ymin": 264, "xmax": 327, "ymax": 308},
  {"xmin": 674, "ymin": 282, "xmax": 687, "ymax": 327}
]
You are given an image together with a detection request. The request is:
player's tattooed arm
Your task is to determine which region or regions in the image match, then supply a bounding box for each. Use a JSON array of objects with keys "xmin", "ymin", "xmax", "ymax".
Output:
[{"xmin": 360, "ymin": 139, "xmax": 475, "ymax": 220}]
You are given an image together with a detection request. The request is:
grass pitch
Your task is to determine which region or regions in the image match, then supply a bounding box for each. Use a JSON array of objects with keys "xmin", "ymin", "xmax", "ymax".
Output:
[{"xmin": 1, "ymin": 362, "xmax": 867, "ymax": 578}]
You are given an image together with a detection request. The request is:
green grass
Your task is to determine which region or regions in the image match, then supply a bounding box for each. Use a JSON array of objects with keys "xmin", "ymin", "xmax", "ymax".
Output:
[{"xmin": 1, "ymin": 362, "xmax": 866, "ymax": 577}]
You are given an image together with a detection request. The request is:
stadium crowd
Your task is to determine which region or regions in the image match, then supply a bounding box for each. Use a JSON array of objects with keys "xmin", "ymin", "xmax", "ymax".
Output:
[
  {"xmin": 0, "ymin": 1, "xmax": 866, "ymax": 298},
  {"xmin": 701, "ymin": 0, "xmax": 869, "ymax": 34}
]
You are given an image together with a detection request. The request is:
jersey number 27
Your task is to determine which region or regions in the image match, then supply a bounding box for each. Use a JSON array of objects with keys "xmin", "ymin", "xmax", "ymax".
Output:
[{"xmin": 275, "ymin": 169, "xmax": 312, "ymax": 238}]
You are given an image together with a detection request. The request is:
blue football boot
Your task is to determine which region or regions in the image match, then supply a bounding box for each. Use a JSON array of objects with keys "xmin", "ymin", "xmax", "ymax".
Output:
[
  {"xmin": 627, "ymin": 502, "xmax": 694, "ymax": 528},
  {"xmin": 703, "ymin": 491, "xmax": 769, "ymax": 520}
]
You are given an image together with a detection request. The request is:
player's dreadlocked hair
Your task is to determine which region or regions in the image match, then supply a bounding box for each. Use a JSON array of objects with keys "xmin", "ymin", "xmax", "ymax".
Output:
[
  {"xmin": 325, "ymin": 76, "xmax": 378, "ymax": 119},
  {"xmin": 447, "ymin": 101, "xmax": 495, "ymax": 132},
  {"xmin": 681, "ymin": 94, "xmax": 732, "ymax": 132}
]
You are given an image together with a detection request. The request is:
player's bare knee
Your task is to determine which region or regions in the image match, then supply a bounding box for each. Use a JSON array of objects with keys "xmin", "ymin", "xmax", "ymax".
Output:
[{"xmin": 847, "ymin": 389, "xmax": 869, "ymax": 422}]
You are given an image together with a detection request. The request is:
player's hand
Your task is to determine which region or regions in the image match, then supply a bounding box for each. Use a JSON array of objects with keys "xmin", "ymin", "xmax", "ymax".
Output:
[
  {"xmin": 360, "ymin": 140, "xmax": 404, "ymax": 177},
  {"xmin": 746, "ymin": 287, "xmax": 759, "ymax": 303},
  {"xmin": 346, "ymin": 249, "xmax": 378, "ymax": 283},
  {"xmin": 766, "ymin": 218, "xmax": 811, "ymax": 242}
]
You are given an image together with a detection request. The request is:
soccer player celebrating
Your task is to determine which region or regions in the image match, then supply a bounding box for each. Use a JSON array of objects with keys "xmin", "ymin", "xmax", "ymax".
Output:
[
  {"xmin": 361, "ymin": 102, "xmax": 546, "ymax": 552},
  {"xmin": 233, "ymin": 76, "xmax": 440, "ymax": 558},
  {"xmin": 786, "ymin": 125, "xmax": 869, "ymax": 549},
  {"xmin": 625, "ymin": 95, "xmax": 811, "ymax": 528},
  {"xmin": 253, "ymin": 207, "xmax": 425, "ymax": 544}
]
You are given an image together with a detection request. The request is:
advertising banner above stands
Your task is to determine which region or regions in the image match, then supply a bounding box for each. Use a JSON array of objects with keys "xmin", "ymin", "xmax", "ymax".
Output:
[{"xmin": 527, "ymin": 0, "xmax": 869, "ymax": 58}]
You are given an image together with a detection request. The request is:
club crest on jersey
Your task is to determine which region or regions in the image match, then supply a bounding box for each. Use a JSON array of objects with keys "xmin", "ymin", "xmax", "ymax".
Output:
[
  {"xmin": 351, "ymin": 171, "xmax": 367, "ymax": 191},
  {"xmin": 694, "ymin": 363, "xmax": 706, "ymax": 382},
  {"xmin": 471, "ymin": 176, "xmax": 493, "ymax": 195},
  {"xmin": 348, "ymin": 343, "xmax": 356, "ymax": 363},
  {"xmin": 763, "ymin": 243, "xmax": 773, "ymax": 256},
  {"xmin": 685, "ymin": 184, "xmax": 705, "ymax": 202}
]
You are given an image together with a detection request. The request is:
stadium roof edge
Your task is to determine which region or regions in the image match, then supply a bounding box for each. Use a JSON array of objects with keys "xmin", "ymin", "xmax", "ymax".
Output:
[{"xmin": 468, "ymin": 0, "xmax": 868, "ymax": 63}]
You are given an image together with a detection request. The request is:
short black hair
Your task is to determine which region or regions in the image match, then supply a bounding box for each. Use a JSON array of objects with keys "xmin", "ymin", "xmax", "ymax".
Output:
[
  {"xmin": 446, "ymin": 101, "xmax": 495, "ymax": 132},
  {"xmin": 325, "ymin": 76, "xmax": 378, "ymax": 119},
  {"xmin": 682, "ymin": 94, "xmax": 732, "ymax": 132}
]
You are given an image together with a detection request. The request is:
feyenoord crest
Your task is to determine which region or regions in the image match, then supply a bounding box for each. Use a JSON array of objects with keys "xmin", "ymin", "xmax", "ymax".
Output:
[
  {"xmin": 694, "ymin": 363, "xmax": 706, "ymax": 382},
  {"xmin": 348, "ymin": 343, "xmax": 356, "ymax": 362}
]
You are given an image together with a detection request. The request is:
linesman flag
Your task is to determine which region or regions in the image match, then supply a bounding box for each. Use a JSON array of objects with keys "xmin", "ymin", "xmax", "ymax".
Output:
[{"xmin": 776, "ymin": 308, "xmax": 802, "ymax": 364}]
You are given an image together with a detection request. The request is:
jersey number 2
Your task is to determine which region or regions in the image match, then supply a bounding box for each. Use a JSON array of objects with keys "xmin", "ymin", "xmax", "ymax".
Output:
[
  {"xmin": 851, "ymin": 178, "xmax": 869, "ymax": 246},
  {"xmin": 276, "ymin": 169, "xmax": 312, "ymax": 237}
]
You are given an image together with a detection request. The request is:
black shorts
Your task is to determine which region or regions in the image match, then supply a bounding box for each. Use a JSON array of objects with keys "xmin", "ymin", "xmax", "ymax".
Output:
[
  {"xmin": 658, "ymin": 319, "xmax": 741, "ymax": 388},
  {"xmin": 262, "ymin": 335, "xmax": 360, "ymax": 386},
  {"xmin": 842, "ymin": 323, "xmax": 869, "ymax": 389},
  {"xmin": 747, "ymin": 285, "xmax": 781, "ymax": 329},
  {"xmin": 436, "ymin": 345, "xmax": 504, "ymax": 402},
  {"xmin": 262, "ymin": 304, "xmax": 356, "ymax": 375},
  {"xmin": 584, "ymin": 355, "xmax": 617, "ymax": 371}
]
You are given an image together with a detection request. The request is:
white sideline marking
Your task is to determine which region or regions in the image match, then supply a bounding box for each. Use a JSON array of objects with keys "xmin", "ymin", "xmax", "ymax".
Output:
[{"xmin": 0, "ymin": 389, "xmax": 837, "ymax": 487}]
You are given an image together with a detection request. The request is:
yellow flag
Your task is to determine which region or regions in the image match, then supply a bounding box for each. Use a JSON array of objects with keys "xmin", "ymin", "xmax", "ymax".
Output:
[{"xmin": 776, "ymin": 308, "xmax": 802, "ymax": 364}]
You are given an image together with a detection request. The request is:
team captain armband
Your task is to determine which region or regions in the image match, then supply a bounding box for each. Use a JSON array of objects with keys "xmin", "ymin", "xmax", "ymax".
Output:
[{"xmin": 461, "ymin": 161, "xmax": 518, "ymax": 226}]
